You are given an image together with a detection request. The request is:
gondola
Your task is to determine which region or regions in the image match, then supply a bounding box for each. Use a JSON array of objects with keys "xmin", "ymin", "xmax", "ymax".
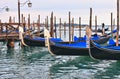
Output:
[
  {"xmin": 90, "ymin": 39, "xmax": 120, "ymax": 60},
  {"xmin": 97, "ymin": 28, "xmax": 109, "ymax": 32},
  {"xmin": 74, "ymin": 29, "xmax": 117, "ymax": 43},
  {"xmin": 24, "ymin": 35, "xmax": 62, "ymax": 46},
  {"xmin": 74, "ymin": 34, "xmax": 100, "ymax": 42},
  {"xmin": 48, "ymin": 40, "xmax": 89, "ymax": 56},
  {"xmin": 47, "ymin": 36, "xmax": 110, "ymax": 56}
]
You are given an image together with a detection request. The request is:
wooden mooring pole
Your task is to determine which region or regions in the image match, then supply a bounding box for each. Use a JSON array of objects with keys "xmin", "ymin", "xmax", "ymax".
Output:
[
  {"xmin": 95, "ymin": 16, "xmax": 97, "ymax": 34},
  {"xmin": 54, "ymin": 16, "xmax": 57, "ymax": 38},
  {"xmin": 28, "ymin": 14, "xmax": 31, "ymax": 36},
  {"xmin": 37, "ymin": 15, "xmax": 40, "ymax": 34},
  {"xmin": 72, "ymin": 18, "xmax": 74, "ymax": 41},
  {"xmin": 21, "ymin": 14, "xmax": 24, "ymax": 30},
  {"xmin": 111, "ymin": 12, "xmax": 113, "ymax": 33},
  {"xmin": 116, "ymin": 0, "xmax": 119, "ymax": 46},
  {"xmin": 9, "ymin": 16, "xmax": 12, "ymax": 23},
  {"xmin": 59, "ymin": 18, "xmax": 62, "ymax": 38},
  {"xmin": 33, "ymin": 21, "xmax": 35, "ymax": 31},
  {"xmin": 0, "ymin": 20, "xmax": 2, "ymax": 33},
  {"xmin": 79, "ymin": 17, "xmax": 81, "ymax": 38},
  {"xmin": 69, "ymin": 11, "xmax": 71, "ymax": 43},
  {"xmin": 45, "ymin": 18, "xmax": 47, "ymax": 28},
  {"xmin": 23, "ymin": 17, "xmax": 26, "ymax": 32},
  {"xmin": 13, "ymin": 17, "xmax": 15, "ymax": 23},
  {"xmin": 46, "ymin": 16, "xmax": 49, "ymax": 30},
  {"xmin": 64, "ymin": 22, "xmax": 66, "ymax": 39},
  {"xmin": 90, "ymin": 8, "xmax": 92, "ymax": 30},
  {"xmin": 50, "ymin": 12, "xmax": 54, "ymax": 37}
]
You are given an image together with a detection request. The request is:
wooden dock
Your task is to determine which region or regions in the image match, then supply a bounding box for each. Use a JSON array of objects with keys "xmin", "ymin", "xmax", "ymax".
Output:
[
  {"xmin": 0, "ymin": 33, "xmax": 19, "ymax": 41},
  {"xmin": 0, "ymin": 23, "xmax": 20, "ymax": 41}
]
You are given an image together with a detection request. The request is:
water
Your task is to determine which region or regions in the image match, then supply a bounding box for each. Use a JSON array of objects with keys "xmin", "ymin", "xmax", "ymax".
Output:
[
  {"xmin": 0, "ymin": 42, "xmax": 120, "ymax": 79},
  {"xmin": 1, "ymin": 27, "xmax": 120, "ymax": 79}
]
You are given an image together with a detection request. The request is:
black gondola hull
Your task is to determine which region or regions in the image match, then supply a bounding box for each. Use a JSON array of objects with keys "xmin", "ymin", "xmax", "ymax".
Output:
[
  {"xmin": 90, "ymin": 40, "xmax": 120, "ymax": 60},
  {"xmin": 50, "ymin": 42, "xmax": 89, "ymax": 56},
  {"xmin": 24, "ymin": 37, "xmax": 45, "ymax": 46}
]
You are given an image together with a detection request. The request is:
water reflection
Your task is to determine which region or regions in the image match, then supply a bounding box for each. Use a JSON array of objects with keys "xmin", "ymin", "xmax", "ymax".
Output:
[{"xmin": 6, "ymin": 48, "xmax": 15, "ymax": 59}]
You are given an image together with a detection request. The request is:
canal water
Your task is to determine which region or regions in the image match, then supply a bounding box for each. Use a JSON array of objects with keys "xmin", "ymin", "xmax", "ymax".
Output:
[
  {"xmin": 0, "ymin": 27, "xmax": 120, "ymax": 79},
  {"xmin": 0, "ymin": 42, "xmax": 120, "ymax": 79}
]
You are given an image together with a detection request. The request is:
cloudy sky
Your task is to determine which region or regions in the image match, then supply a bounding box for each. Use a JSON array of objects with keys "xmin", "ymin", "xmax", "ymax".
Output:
[{"xmin": 0, "ymin": 0, "xmax": 117, "ymax": 25}]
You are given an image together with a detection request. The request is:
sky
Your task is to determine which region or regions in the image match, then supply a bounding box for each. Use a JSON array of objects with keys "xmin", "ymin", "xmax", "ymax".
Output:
[{"xmin": 0, "ymin": 0, "xmax": 117, "ymax": 25}]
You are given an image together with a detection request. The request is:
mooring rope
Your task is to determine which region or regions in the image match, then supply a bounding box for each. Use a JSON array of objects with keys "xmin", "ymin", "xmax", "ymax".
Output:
[
  {"xmin": 44, "ymin": 28, "xmax": 55, "ymax": 56},
  {"xmin": 19, "ymin": 26, "xmax": 28, "ymax": 46},
  {"xmin": 86, "ymin": 26, "xmax": 98, "ymax": 60},
  {"xmin": 88, "ymin": 39, "xmax": 98, "ymax": 60}
]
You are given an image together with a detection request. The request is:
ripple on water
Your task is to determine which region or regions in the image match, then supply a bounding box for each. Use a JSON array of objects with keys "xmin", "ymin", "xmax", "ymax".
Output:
[{"xmin": 1, "ymin": 41, "xmax": 120, "ymax": 79}]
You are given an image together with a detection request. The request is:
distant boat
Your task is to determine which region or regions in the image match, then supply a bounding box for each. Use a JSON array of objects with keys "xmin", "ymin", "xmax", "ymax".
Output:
[
  {"xmin": 90, "ymin": 39, "xmax": 120, "ymax": 60},
  {"xmin": 92, "ymin": 28, "xmax": 109, "ymax": 33}
]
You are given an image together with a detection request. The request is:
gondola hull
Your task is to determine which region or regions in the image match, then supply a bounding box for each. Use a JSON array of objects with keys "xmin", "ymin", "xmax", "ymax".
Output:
[
  {"xmin": 90, "ymin": 40, "xmax": 120, "ymax": 60},
  {"xmin": 74, "ymin": 35, "xmax": 110, "ymax": 44},
  {"xmin": 24, "ymin": 36, "xmax": 63, "ymax": 46},
  {"xmin": 50, "ymin": 43, "xmax": 89, "ymax": 56},
  {"xmin": 24, "ymin": 37, "xmax": 45, "ymax": 46}
]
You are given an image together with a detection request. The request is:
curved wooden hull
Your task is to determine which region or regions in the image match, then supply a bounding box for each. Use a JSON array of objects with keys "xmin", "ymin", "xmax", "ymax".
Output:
[
  {"xmin": 50, "ymin": 46, "xmax": 89, "ymax": 56},
  {"xmin": 24, "ymin": 36, "xmax": 62, "ymax": 46},
  {"xmin": 90, "ymin": 40, "xmax": 120, "ymax": 60},
  {"xmin": 49, "ymin": 41, "xmax": 89, "ymax": 56},
  {"xmin": 24, "ymin": 37, "xmax": 45, "ymax": 46}
]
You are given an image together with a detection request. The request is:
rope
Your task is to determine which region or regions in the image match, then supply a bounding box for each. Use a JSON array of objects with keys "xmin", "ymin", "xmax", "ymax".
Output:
[
  {"xmin": 44, "ymin": 28, "xmax": 55, "ymax": 56},
  {"xmin": 87, "ymin": 37, "xmax": 98, "ymax": 60},
  {"xmin": 19, "ymin": 26, "xmax": 28, "ymax": 46},
  {"xmin": 86, "ymin": 26, "xmax": 98, "ymax": 60},
  {"xmin": 47, "ymin": 37, "xmax": 55, "ymax": 56},
  {"xmin": 20, "ymin": 32, "xmax": 28, "ymax": 46}
]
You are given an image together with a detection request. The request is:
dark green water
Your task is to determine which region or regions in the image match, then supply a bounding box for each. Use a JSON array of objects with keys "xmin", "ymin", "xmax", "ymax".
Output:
[{"xmin": 0, "ymin": 42, "xmax": 120, "ymax": 79}]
